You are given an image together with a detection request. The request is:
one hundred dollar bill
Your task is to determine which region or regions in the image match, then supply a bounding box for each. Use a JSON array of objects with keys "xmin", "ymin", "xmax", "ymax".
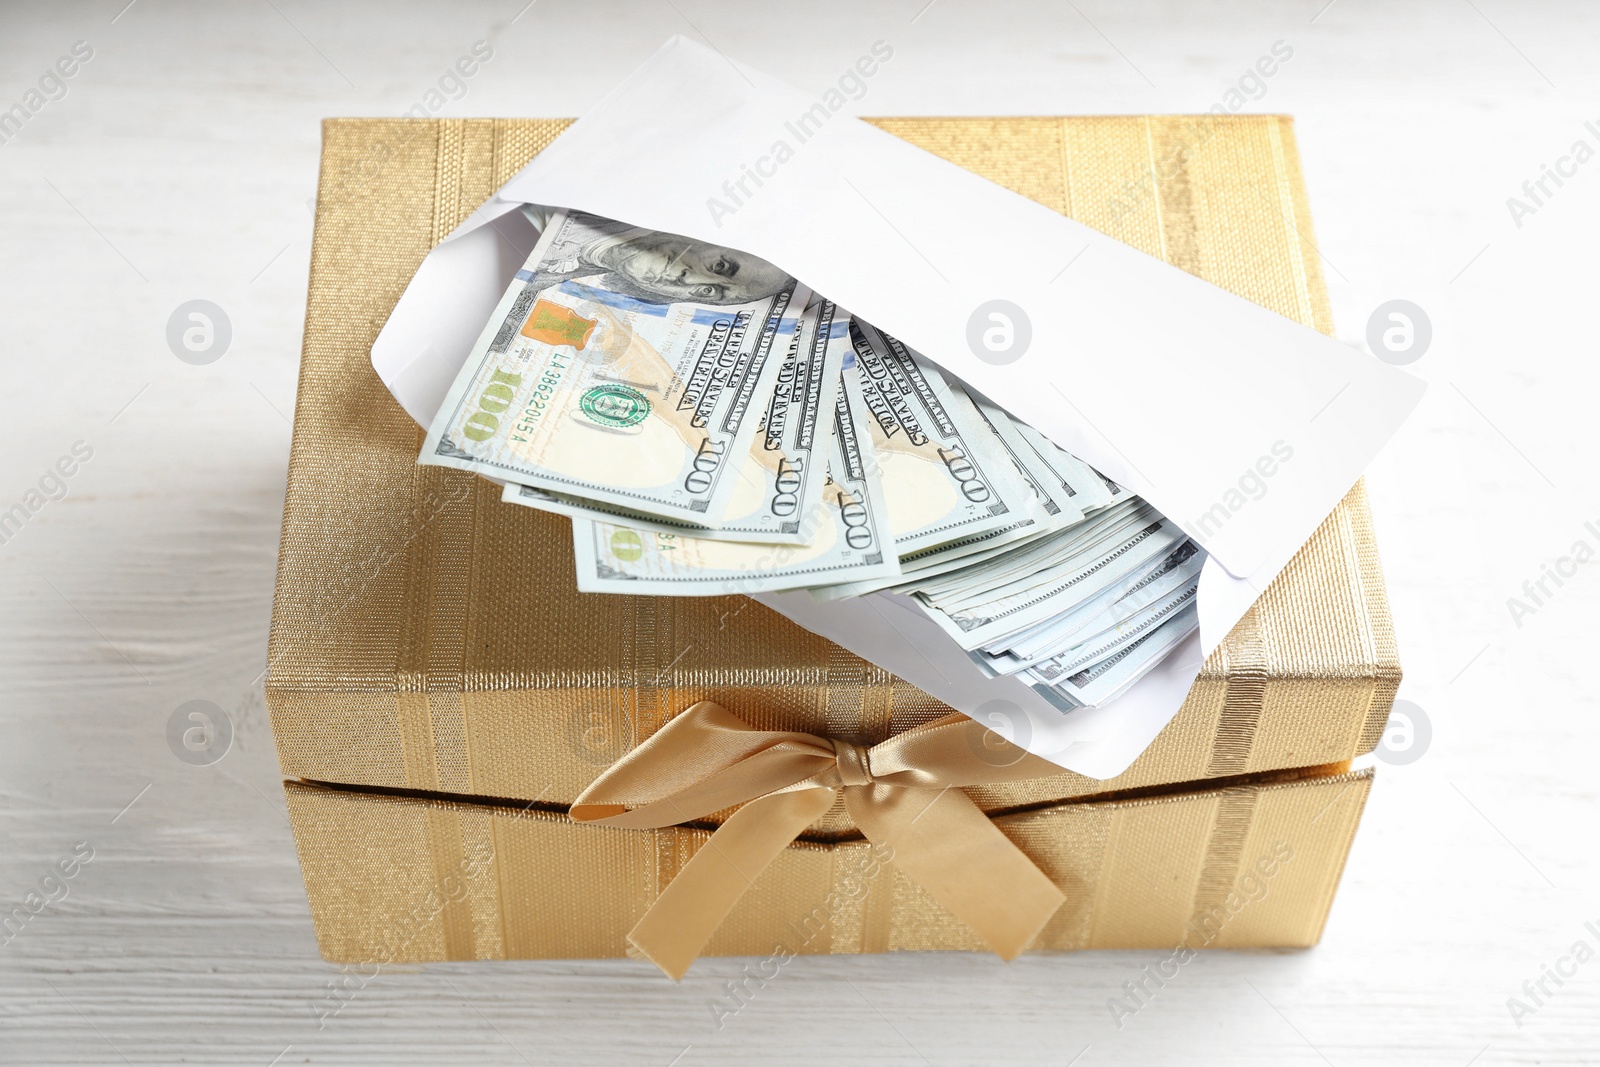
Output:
[
  {"xmin": 420, "ymin": 208, "xmax": 806, "ymax": 528},
  {"xmin": 570, "ymin": 364, "xmax": 899, "ymax": 595},
  {"xmin": 969, "ymin": 394, "xmax": 1086, "ymax": 528},
  {"xmin": 803, "ymin": 401, "xmax": 1127, "ymax": 605},
  {"xmin": 1013, "ymin": 421, "xmax": 1115, "ymax": 514},
  {"xmin": 848, "ymin": 320, "xmax": 1034, "ymax": 555},
  {"xmin": 501, "ymin": 296, "xmax": 847, "ymax": 545}
]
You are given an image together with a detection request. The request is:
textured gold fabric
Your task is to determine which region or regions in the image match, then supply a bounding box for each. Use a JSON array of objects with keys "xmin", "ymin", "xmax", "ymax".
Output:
[
  {"xmin": 571, "ymin": 702, "xmax": 1070, "ymax": 976},
  {"xmin": 269, "ymin": 117, "xmax": 1400, "ymax": 832},
  {"xmin": 284, "ymin": 764, "xmax": 1372, "ymax": 962}
]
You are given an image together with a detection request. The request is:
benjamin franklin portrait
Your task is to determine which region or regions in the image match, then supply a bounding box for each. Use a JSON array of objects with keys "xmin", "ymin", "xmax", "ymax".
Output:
[{"xmin": 521, "ymin": 208, "xmax": 791, "ymax": 307}]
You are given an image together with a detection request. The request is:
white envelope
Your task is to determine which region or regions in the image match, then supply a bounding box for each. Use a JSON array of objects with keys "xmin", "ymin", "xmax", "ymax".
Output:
[{"xmin": 371, "ymin": 36, "xmax": 1424, "ymax": 778}]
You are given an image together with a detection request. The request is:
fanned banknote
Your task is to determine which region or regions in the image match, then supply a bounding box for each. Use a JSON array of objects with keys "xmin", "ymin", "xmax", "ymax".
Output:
[
  {"xmin": 803, "ymin": 389, "xmax": 1079, "ymax": 602},
  {"xmin": 969, "ymin": 394, "xmax": 1086, "ymax": 527},
  {"xmin": 847, "ymin": 320, "xmax": 1034, "ymax": 555},
  {"xmin": 571, "ymin": 359, "xmax": 898, "ymax": 595},
  {"xmin": 420, "ymin": 208, "xmax": 806, "ymax": 528},
  {"xmin": 502, "ymin": 296, "xmax": 848, "ymax": 544}
]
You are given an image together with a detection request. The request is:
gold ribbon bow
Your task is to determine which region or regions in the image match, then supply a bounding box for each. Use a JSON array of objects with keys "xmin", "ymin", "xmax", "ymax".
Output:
[{"xmin": 571, "ymin": 701, "xmax": 1068, "ymax": 979}]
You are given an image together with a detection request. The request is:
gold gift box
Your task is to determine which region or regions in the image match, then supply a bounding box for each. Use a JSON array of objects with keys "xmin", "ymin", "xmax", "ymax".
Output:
[{"xmin": 270, "ymin": 115, "xmax": 1396, "ymax": 962}]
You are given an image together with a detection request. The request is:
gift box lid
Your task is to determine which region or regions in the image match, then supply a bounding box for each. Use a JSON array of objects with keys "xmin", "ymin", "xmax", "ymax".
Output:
[{"xmin": 267, "ymin": 115, "xmax": 1399, "ymax": 820}]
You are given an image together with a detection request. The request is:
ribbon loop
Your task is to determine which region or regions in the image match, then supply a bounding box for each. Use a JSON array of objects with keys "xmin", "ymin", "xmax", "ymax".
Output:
[{"xmin": 570, "ymin": 701, "xmax": 1067, "ymax": 978}]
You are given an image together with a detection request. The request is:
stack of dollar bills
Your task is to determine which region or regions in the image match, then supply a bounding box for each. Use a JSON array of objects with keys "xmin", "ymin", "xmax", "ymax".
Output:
[{"xmin": 420, "ymin": 208, "xmax": 1202, "ymax": 710}]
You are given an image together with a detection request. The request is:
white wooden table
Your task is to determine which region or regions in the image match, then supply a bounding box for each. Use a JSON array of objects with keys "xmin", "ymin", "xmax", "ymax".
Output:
[{"xmin": 2, "ymin": 1, "xmax": 1597, "ymax": 1062}]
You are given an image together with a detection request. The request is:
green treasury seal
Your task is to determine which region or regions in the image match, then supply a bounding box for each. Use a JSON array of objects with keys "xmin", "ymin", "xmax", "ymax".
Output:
[{"xmin": 579, "ymin": 383, "xmax": 651, "ymax": 429}]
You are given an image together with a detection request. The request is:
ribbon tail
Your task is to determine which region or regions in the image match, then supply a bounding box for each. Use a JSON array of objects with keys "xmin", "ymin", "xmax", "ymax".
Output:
[
  {"xmin": 848, "ymin": 786, "xmax": 1065, "ymax": 960},
  {"xmin": 628, "ymin": 787, "xmax": 836, "ymax": 980}
]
